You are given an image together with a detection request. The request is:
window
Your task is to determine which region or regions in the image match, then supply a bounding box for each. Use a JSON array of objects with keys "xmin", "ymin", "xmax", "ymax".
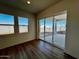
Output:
[
  {"xmin": 0, "ymin": 13, "xmax": 14, "ymax": 35},
  {"xmin": 18, "ymin": 17, "xmax": 28, "ymax": 33}
]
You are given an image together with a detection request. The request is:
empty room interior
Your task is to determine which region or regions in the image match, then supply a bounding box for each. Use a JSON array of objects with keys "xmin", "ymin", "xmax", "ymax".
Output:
[{"xmin": 0, "ymin": 0, "xmax": 79, "ymax": 59}]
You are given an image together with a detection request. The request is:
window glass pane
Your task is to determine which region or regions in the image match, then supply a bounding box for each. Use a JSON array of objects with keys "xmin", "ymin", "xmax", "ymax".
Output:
[
  {"xmin": 0, "ymin": 13, "xmax": 14, "ymax": 24},
  {"xmin": 39, "ymin": 19, "xmax": 45, "ymax": 40},
  {"xmin": 18, "ymin": 17, "xmax": 28, "ymax": 33},
  {"xmin": 19, "ymin": 26, "xmax": 28, "ymax": 33},
  {"xmin": 0, "ymin": 13, "xmax": 14, "ymax": 35},
  {"xmin": 18, "ymin": 17, "xmax": 28, "ymax": 25},
  {"xmin": 0, "ymin": 26, "xmax": 14, "ymax": 35},
  {"xmin": 54, "ymin": 13, "xmax": 67, "ymax": 49}
]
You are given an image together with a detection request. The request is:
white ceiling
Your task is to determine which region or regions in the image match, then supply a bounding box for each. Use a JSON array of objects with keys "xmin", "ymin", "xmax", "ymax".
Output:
[
  {"xmin": 22, "ymin": 0, "xmax": 62, "ymax": 13},
  {"xmin": 0, "ymin": 0, "xmax": 62, "ymax": 14}
]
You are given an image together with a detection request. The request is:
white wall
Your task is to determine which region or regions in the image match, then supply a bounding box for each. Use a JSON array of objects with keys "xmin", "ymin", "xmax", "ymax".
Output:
[
  {"xmin": 0, "ymin": 7, "xmax": 36, "ymax": 49},
  {"xmin": 37, "ymin": 0, "xmax": 79, "ymax": 58}
]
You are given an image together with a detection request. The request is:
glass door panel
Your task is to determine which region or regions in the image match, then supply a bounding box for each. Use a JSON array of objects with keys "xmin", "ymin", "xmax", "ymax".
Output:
[
  {"xmin": 45, "ymin": 17, "xmax": 53, "ymax": 43},
  {"xmin": 53, "ymin": 13, "xmax": 67, "ymax": 49},
  {"xmin": 39, "ymin": 19, "xmax": 45, "ymax": 40}
]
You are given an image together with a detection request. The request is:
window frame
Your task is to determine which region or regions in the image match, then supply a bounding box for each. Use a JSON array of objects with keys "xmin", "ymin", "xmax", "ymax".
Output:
[
  {"xmin": 0, "ymin": 13, "xmax": 14, "ymax": 35},
  {"xmin": 18, "ymin": 16, "xmax": 29, "ymax": 33}
]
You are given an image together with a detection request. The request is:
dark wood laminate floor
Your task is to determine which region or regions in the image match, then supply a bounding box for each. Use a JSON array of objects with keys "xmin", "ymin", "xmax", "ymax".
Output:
[{"xmin": 0, "ymin": 40, "xmax": 76, "ymax": 59}]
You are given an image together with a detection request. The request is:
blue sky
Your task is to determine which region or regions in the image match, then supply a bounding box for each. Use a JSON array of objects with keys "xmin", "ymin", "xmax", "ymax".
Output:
[
  {"xmin": 0, "ymin": 13, "xmax": 28, "ymax": 25},
  {"xmin": 18, "ymin": 17, "xmax": 28, "ymax": 25},
  {"xmin": 40, "ymin": 19, "xmax": 66, "ymax": 27},
  {"xmin": 0, "ymin": 13, "xmax": 14, "ymax": 24}
]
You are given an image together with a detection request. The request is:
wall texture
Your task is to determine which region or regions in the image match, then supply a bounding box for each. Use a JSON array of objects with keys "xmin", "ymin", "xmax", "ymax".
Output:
[
  {"xmin": 37, "ymin": 0, "xmax": 79, "ymax": 59},
  {"xmin": 0, "ymin": 6, "xmax": 36, "ymax": 49}
]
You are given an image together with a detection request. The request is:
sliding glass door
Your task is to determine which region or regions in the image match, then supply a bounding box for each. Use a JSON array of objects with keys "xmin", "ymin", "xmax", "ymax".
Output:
[
  {"xmin": 45, "ymin": 17, "xmax": 53, "ymax": 43},
  {"xmin": 39, "ymin": 12, "xmax": 67, "ymax": 49}
]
